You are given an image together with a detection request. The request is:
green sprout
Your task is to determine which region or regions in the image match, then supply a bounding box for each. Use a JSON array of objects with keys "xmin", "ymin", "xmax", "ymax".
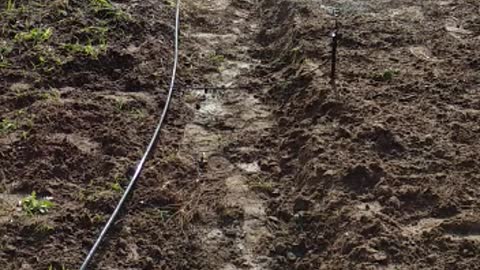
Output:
[
  {"xmin": 209, "ymin": 53, "xmax": 225, "ymax": 66},
  {"xmin": 374, "ymin": 69, "xmax": 400, "ymax": 82},
  {"xmin": 0, "ymin": 118, "xmax": 17, "ymax": 135},
  {"xmin": 110, "ymin": 181, "xmax": 123, "ymax": 192},
  {"xmin": 15, "ymin": 28, "xmax": 53, "ymax": 43},
  {"xmin": 63, "ymin": 42, "xmax": 107, "ymax": 59},
  {"xmin": 6, "ymin": 0, "xmax": 15, "ymax": 11},
  {"xmin": 21, "ymin": 192, "xmax": 54, "ymax": 215}
]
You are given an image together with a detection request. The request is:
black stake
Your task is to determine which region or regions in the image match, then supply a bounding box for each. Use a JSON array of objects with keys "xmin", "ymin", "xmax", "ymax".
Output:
[{"xmin": 330, "ymin": 19, "xmax": 339, "ymax": 85}]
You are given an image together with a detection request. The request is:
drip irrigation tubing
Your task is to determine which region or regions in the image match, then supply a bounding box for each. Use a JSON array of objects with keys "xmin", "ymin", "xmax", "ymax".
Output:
[{"xmin": 78, "ymin": 0, "xmax": 181, "ymax": 269}]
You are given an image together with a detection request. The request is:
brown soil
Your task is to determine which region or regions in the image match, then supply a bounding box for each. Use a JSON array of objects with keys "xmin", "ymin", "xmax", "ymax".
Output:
[{"xmin": 1, "ymin": 0, "xmax": 479, "ymax": 269}]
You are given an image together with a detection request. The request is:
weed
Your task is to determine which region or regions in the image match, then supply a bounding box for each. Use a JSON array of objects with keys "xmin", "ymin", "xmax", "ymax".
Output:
[
  {"xmin": 110, "ymin": 181, "xmax": 123, "ymax": 192},
  {"xmin": 80, "ymin": 26, "xmax": 109, "ymax": 43},
  {"xmin": 249, "ymin": 180, "xmax": 274, "ymax": 193},
  {"xmin": 6, "ymin": 0, "xmax": 15, "ymax": 11},
  {"xmin": 34, "ymin": 222, "xmax": 54, "ymax": 235},
  {"xmin": 20, "ymin": 130, "xmax": 29, "ymax": 140},
  {"xmin": 374, "ymin": 69, "xmax": 399, "ymax": 82},
  {"xmin": 39, "ymin": 90, "xmax": 61, "ymax": 102},
  {"xmin": 159, "ymin": 210, "xmax": 171, "ymax": 221},
  {"xmin": 0, "ymin": 118, "xmax": 17, "ymax": 135},
  {"xmin": 129, "ymin": 108, "xmax": 146, "ymax": 119},
  {"xmin": 91, "ymin": 0, "xmax": 113, "ymax": 10},
  {"xmin": 21, "ymin": 192, "xmax": 54, "ymax": 215},
  {"xmin": 92, "ymin": 214, "xmax": 105, "ymax": 223},
  {"xmin": 0, "ymin": 43, "xmax": 12, "ymax": 68},
  {"xmin": 90, "ymin": 0, "xmax": 131, "ymax": 21},
  {"xmin": 48, "ymin": 264, "xmax": 69, "ymax": 270},
  {"xmin": 162, "ymin": 152, "xmax": 180, "ymax": 164},
  {"xmin": 0, "ymin": 60, "xmax": 8, "ymax": 68},
  {"xmin": 209, "ymin": 53, "xmax": 225, "ymax": 66},
  {"xmin": 110, "ymin": 174, "xmax": 126, "ymax": 192},
  {"xmin": 63, "ymin": 42, "xmax": 106, "ymax": 59},
  {"xmin": 183, "ymin": 92, "xmax": 199, "ymax": 104},
  {"xmin": 0, "ymin": 44, "xmax": 13, "ymax": 58},
  {"xmin": 15, "ymin": 28, "xmax": 53, "ymax": 43},
  {"xmin": 114, "ymin": 100, "xmax": 126, "ymax": 112}
]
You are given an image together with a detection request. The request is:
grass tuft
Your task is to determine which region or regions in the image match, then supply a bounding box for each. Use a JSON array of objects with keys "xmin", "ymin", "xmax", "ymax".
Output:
[
  {"xmin": 21, "ymin": 192, "xmax": 54, "ymax": 215},
  {"xmin": 0, "ymin": 118, "xmax": 17, "ymax": 135},
  {"xmin": 15, "ymin": 28, "xmax": 53, "ymax": 43}
]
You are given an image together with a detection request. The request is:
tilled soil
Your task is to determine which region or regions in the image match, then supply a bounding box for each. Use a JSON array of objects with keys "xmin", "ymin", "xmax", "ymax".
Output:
[
  {"xmin": 255, "ymin": 0, "xmax": 480, "ymax": 269},
  {"xmin": 1, "ymin": 0, "xmax": 480, "ymax": 269}
]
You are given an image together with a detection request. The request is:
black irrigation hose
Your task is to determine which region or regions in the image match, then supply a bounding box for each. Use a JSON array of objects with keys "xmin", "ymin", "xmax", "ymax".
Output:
[{"xmin": 79, "ymin": 0, "xmax": 181, "ymax": 269}]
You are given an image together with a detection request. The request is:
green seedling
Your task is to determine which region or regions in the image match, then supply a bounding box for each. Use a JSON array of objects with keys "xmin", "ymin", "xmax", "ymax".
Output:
[
  {"xmin": 80, "ymin": 26, "xmax": 109, "ymax": 43},
  {"xmin": 249, "ymin": 180, "xmax": 274, "ymax": 193},
  {"xmin": 0, "ymin": 118, "xmax": 17, "ymax": 134},
  {"xmin": 21, "ymin": 192, "xmax": 54, "ymax": 215},
  {"xmin": 34, "ymin": 222, "xmax": 54, "ymax": 235},
  {"xmin": 374, "ymin": 69, "xmax": 399, "ymax": 82},
  {"xmin": 91, "ymin": 0, "xmax": 113, "ymax": 9},
  {"xmin": 40, "ymin": 90, "xmax": 61, "ymax": 102},
  {"xmin": 159, "ymin": 210, "xmax": 171, "ymax": 221},
  {"xmin": 63, "ymin": 42, "xmax": 107, "ymax": 59},
  {"xmin": 48, "ymin": 265, "xmax": 69, "ymax": 270},
  {"xmin": 0, "ymin": 44, "xmax": 13, "ymax": 58},
  {"xmin": 110, "ymin": 174, "xmax": 126, "ymax": 192},
  {"xmin": 209, "ymin": 53, "xmax": 225, "ymax": 66},
  {"xmin": 15, "ymin": 28, "xmax": 53, "ymax": 43},
  {"xmin": 130, "ymin": 108, "xmax": 146, "ymax": 119},
  {"xmin": 110, "ymin": 181, "xmax": 123, "ymax": 192},
  {"xmin": 0, "ymin": 60, "xmax": 8, "ymax": 68},
  {"xmin": 90, "ymin": 0, "xmax": 130, "ymax": 21},
  {"xmin": 165, "ymin": 0, "xmax": 176, "ymax": 8},
  {"xmin": 6, "ymin": 0, "xmax": 15, "ymax": 11},
  {"xmin": 114, "ymin": 100, "xmax": 127, "ymax": 112}
]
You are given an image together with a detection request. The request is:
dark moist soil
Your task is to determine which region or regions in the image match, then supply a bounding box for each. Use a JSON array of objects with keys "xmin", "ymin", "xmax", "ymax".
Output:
[
  {"xmin": 0, "ymin": 0, "xmax": 205, "ymax": 269},
  {"xmin": 255, "ymin": 0, "xmax": 480, "ymax": 269},
  {"xmin": 1, "ymin": 0, "xmax": 480, "ymax": 269}
]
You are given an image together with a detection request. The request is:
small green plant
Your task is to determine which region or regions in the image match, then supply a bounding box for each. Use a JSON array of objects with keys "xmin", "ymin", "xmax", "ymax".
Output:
[
  {"xmin": 39, "ymin": 90, "xmax": 61, "ymax": 102},
  {"xmin": 110, "ymin": 174, "xmax": 125, "ymax": 192},
  {"xmin": 34, "ymin": 222, "xmax": 54, "ymax": 235},
  {"xmin": 165, "ymin": 0, "xmax": 176, "ymax": 8},
  {"xmin": 159, "ymin": 210, "xmax": 171, "ymax": 221},
  {"xmin": 91, "ymin": 0, "xmax": 113, "ymax": 9},
  {"xmin": 129, "ymin": 108, "xmax": 146, "ymax": 119},
  {"xmin": 249, "ymin": 180, "xmax": 274, "ymax": 193},
  {"xmin": 20, "ymin": 130, "xmax": 29, "ymax": 140},
  {"xmin": 80, "ymin": 26, "xmax": 109, "ymax": 43},
  {"xmin": 209, "ymin": 53, "xmax": 225, "ymax": 66},
  {"xmin": 114, "ymin": 100, "xmax": 126, "ymax": 112},
  {"xmin": 0, "ymin": 118, "xmax": 17, "ymax": 135},
  {"xmin": 48, "ymin": 264, "xmax": 68, "ymax": 270},
  {"xmin": 0, "ymin": 60, "xmax": 8, "ymax": 68},
  {"xmin": 374, "ymin": 69, "xmax": 399, "ymax": 82},
  {"xmin": 63, "ymin": 42, "xmax": 107, "ymax": 59},
  {"xmin": 110, "ymin": 181, "xmax": 123, "ymax": 192},
  {"xmin": 90, "ymin": 0, "xmax": 130, "ymax": 21},
  {"xmin": 21, "ymin": 192, "xmax": 54, "ymax": 215},
  {"xmin": 15, "ymin": 28, "xmax": 53, "ymax": 43},
  {"xmin": 6, "ymin": 0, "xmax": 15, "ymax": 11}
]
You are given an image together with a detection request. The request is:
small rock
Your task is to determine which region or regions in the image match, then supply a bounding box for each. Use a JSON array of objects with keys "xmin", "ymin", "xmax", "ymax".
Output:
[
  {"xmin": 20, "ymin": 263, "xmax": 33, "ymax": 270},
  {"xmin": 372, "ymin": 251, "xmax": 388, "ymax": 262},
  {"xmin": 387, "ymin": 196, "xmax": 401, "ymax": 209},
  {"xmin": 4, "ymin": 244, "xmax": 16, "ymax": 254},
  {"xmin": 426, "ymin": 253, "xmax": 437, "ymax": 263},
  {"xmin": 287, "ymin": 252, "xmax": 296, "ymax": 261}
]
